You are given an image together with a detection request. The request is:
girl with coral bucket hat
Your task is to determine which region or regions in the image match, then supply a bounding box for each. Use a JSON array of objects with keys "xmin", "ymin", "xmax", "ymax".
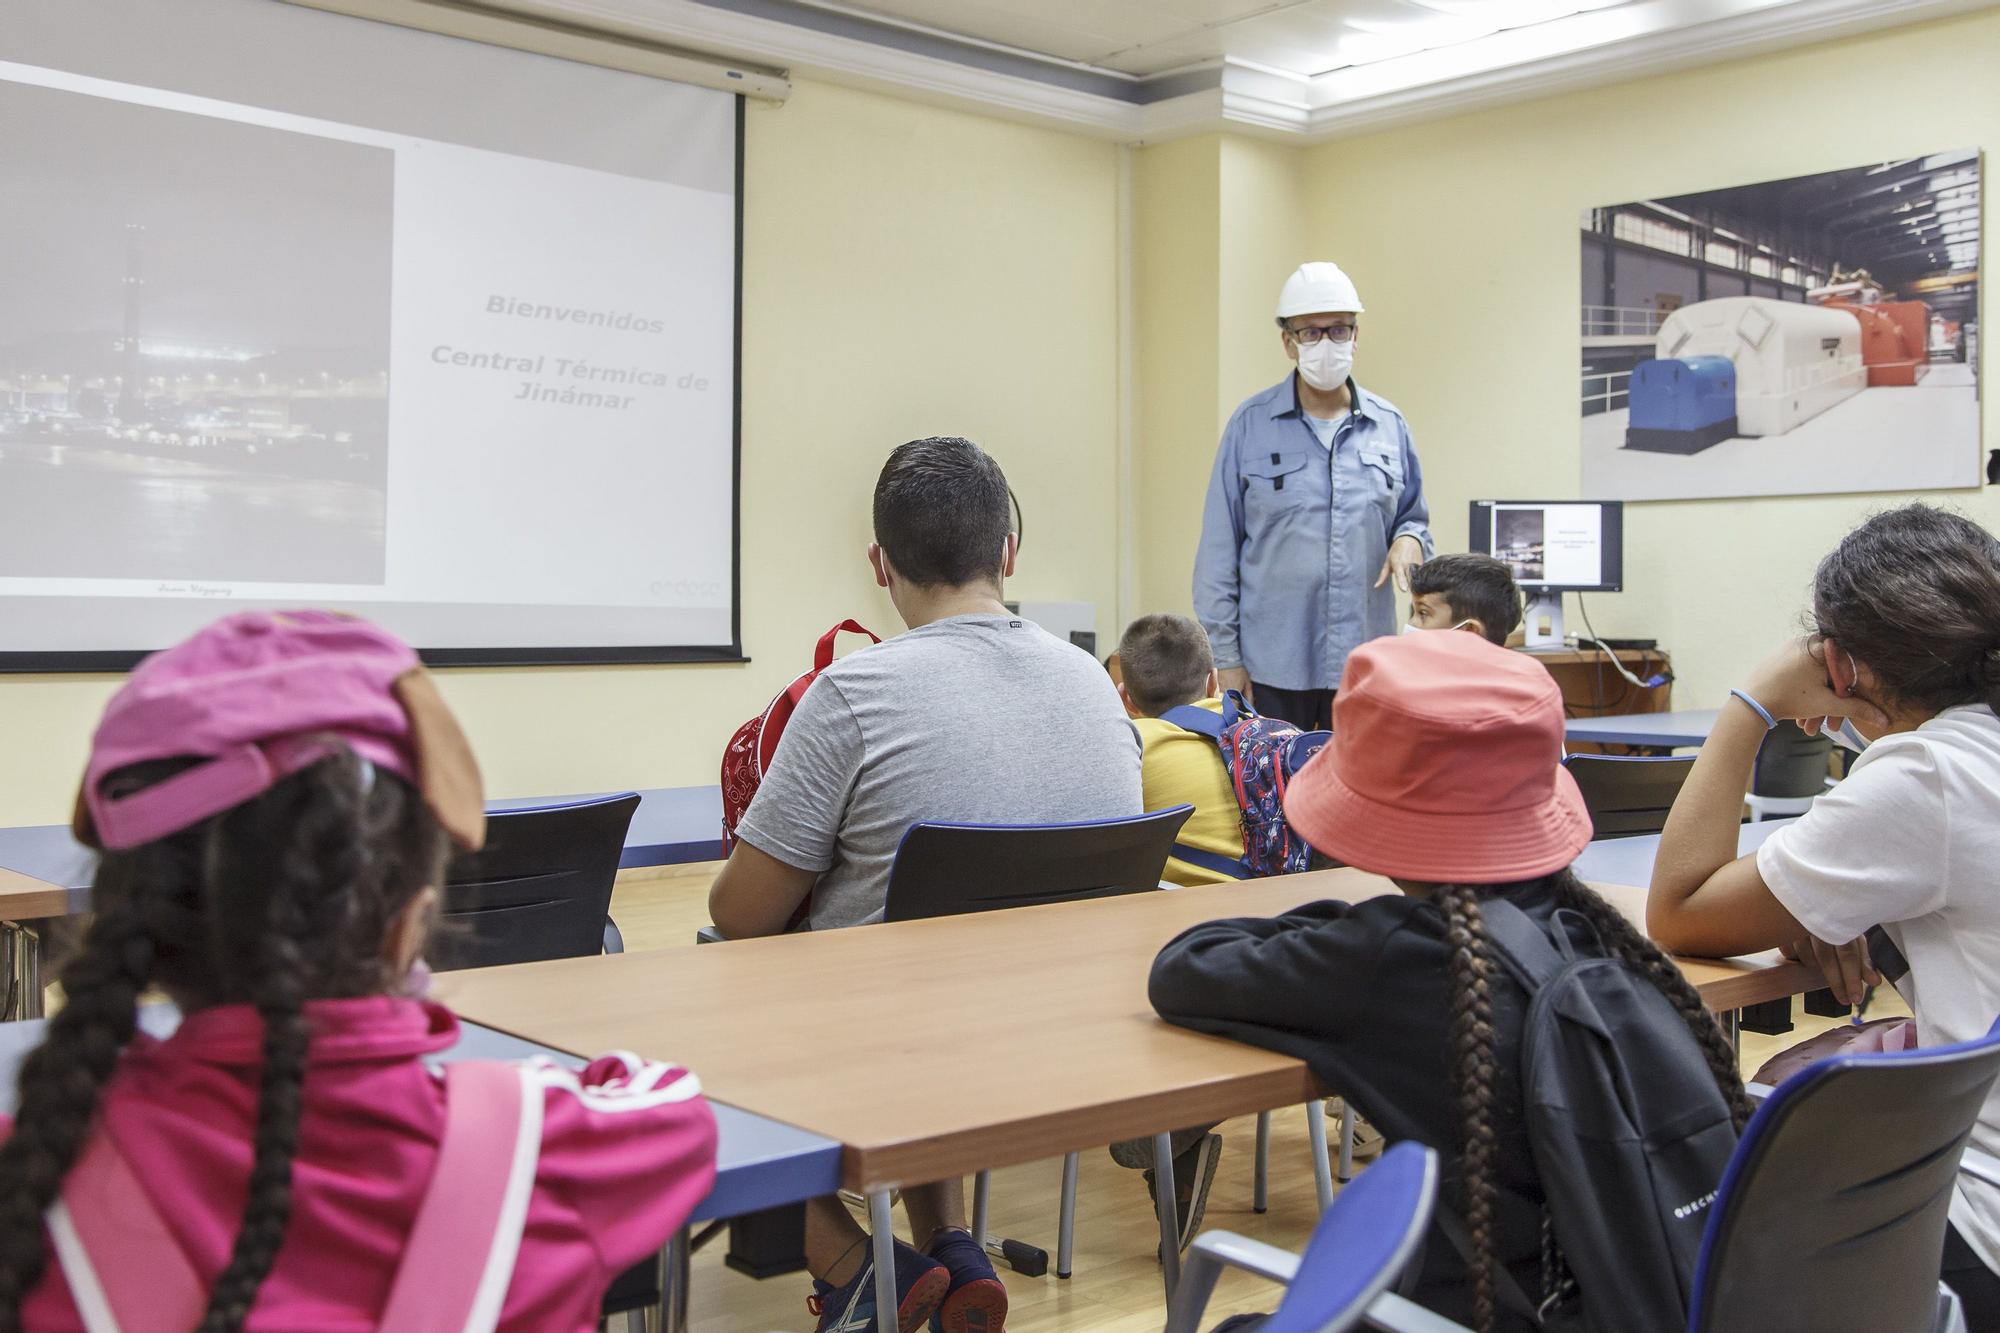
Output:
[{"xmin": 1149, "ymin": 630, "xmax": 1750, "ymax": 1333}]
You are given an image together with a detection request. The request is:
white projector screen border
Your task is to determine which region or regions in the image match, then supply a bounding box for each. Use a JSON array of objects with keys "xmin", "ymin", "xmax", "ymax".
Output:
[{"xmin": 0, "ymin": 1, "xmax": 746, "ymax": 674}]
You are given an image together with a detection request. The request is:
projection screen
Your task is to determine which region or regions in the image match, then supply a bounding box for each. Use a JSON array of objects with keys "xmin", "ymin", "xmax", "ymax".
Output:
[{"xmin": 1, "ymin": 0, "xmax": 742, "ymax": 667}]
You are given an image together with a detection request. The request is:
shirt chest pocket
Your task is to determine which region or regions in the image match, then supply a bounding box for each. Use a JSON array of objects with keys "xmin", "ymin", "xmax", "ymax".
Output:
[
  {"xmin": 1241, "ymin": 450, "xmax": 1314, "ymax": 517},
  {"xmin": 1358, "ymin": 443, "xmax": 1403, "ymax": 494}
]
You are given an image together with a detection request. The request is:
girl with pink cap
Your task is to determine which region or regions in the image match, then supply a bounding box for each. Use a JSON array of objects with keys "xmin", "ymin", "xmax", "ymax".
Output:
[
  {"xmin": 1150, "ymin": 629, "xmax": 1750, "ymax": 1333},
  {"xmin": 0, "ymin": 610, "xmax": 716, "ymax": 1331}
]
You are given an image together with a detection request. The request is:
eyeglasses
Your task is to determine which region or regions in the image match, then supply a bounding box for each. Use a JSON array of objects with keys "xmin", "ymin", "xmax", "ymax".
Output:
[{"xmin": 1288, "ymin": 322, "xmax": 1357, "ymax": 345}]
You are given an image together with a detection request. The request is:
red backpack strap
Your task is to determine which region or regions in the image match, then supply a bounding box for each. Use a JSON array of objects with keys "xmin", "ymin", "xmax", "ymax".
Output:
[
  {"xmin": 812, "ymin": 620, "xmax": 880, "ymax": 671},
  {"xmin": 377, "ymin": 1060, "xmax": 542, "ymax": 1333},
  {"xmin": 50, "ymin": 1132, "xmax": 206, "ymax": 1333}
]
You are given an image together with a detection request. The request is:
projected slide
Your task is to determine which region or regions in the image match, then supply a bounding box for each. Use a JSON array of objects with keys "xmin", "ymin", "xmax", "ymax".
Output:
[
  {"xmin": 0, "ymin": 81, "xmax": 394, "ymax": 586},
  {"xmin": 2, "ymin": 0, "xmax": 739, "ymax": 664}
]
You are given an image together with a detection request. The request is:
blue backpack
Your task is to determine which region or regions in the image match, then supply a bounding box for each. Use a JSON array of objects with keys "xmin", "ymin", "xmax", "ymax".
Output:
[{"xmin": 1159, "ymin": 690, "xmax": 1331, "ymax": 878}]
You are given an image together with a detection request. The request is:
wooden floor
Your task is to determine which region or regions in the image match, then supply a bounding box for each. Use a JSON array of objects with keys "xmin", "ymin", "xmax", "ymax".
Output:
[{"xmin": 608, "ymin": 866, "xmax": 1907, "ymax": 1332}]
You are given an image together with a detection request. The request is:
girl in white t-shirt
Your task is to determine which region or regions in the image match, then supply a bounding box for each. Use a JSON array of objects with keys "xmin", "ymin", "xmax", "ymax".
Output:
[{"xmin": 1650, "ymin": 503, "xmax": 2000, "ymax": 1322}]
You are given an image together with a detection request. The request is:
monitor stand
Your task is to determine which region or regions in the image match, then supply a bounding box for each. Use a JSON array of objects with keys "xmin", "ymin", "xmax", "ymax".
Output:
[{"xmin": 1521, "ymin": 590, "xmax": 1567, "ymax": 651}]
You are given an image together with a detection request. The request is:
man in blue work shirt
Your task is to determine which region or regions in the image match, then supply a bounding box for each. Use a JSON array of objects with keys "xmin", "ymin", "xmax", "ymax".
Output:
[{"xmin": 1193, "ymin": 261, "xmax": 1433, "ymax": 730}]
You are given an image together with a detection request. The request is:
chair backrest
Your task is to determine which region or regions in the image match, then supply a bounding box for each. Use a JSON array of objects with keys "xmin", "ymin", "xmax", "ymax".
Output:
[
  {"xmin": 440, "ymin": 793, "xmax": 640, "ymax": 967},
  {"xmin": 1262, "ymin": 1143, "xmax": 1440, "ymax": 1333},
  {"xmin": 882, "ymin": 806, "xmax": 1194, "ymax": 922},
  {"xmin": 1690, "ymin": 1018, "xmax": 2000, "ymax": 1331},
  {"xmin": 1564, "ymin": 753, "xmax": 1697, "ymax": 838},
  {"xmin": 1752, "ymin": 720, "xmax": 1834, "ymax": 799}
]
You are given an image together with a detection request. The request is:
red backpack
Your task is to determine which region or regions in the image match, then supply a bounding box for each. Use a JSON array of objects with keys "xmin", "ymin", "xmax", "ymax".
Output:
[{"xmin": 720, "ymin": 619, "xmax": 879, "ymax": 853}]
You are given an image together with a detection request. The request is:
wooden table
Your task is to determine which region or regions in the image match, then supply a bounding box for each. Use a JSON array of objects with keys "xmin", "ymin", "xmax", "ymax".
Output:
[{"xmin": 440, "ymin": 869, "xmax": 1812, "ymax": 1309}]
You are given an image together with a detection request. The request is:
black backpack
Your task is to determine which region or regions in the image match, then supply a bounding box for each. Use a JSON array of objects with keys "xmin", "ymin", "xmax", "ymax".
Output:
[{"xmin": 1459, "ymin": 899, "xmax": 1742, "ymax": 1332}]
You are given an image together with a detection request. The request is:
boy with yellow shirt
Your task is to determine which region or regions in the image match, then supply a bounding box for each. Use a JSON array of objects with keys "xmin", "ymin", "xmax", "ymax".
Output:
[{"xmin": 1115, "ymin": 614, "xmax": 1255, "ymax": 887}]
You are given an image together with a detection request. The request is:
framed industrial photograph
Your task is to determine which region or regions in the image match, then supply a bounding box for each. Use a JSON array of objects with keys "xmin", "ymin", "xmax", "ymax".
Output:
[{"xmin": 1580, "ymin": 152, "xmax": 1981, "ymax": 502}]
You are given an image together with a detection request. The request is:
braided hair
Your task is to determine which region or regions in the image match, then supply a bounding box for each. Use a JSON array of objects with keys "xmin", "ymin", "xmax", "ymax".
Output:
[
  {"xmin": 0, "ymin": 751, "xmax": 449, "ymax": 1331},
  {"xmin": 1433, "ymin": 869, "xmax": 1751, "ymax": 1333}
]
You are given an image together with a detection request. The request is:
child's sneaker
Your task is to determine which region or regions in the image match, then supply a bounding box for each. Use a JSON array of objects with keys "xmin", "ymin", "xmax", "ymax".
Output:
[
  {"xmin": 1145, "ymin": 1131, "xmax": 1223, "ymax": 1255},
  {"xmin": 808, "ymin": 1238, "xmax": 949, "ymax": 1333},
  {"xmin": 925, "ymin": 1228, "xmax": 1008, "ymax": 1333}
]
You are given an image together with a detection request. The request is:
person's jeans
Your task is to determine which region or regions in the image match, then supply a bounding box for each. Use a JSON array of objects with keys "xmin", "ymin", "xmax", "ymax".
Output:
[
  {"xmin": 1942, "ymin": 1223, "xmax": 2000, "ymax": 1326},
  {"xmin": 1249, "ymin": 682, "xmax": 1334, "ymax": 731}
]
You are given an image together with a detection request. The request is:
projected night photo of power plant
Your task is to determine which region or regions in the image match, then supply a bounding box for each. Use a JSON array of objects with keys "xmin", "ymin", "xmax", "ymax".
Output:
[{"xmin": 0, "ymin": 78, "xmax": 393, "ymax": 587}]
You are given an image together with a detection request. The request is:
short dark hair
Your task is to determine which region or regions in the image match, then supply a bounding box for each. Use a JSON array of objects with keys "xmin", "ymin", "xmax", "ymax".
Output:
[
  {"xmin": 1118, "ymin": 614, "xmax": 1214, "ymax": 715},
  {"xmin": 871, "ymin": 437, "xmax": 1013, "ymax": 589},
  {"xmin": 1409, "ymin": 554, "xmax": 1522, "ymax": 645},
  {"xmin": 1812, "ymin": 503, "xmax": 2000, "ymax": 714}
]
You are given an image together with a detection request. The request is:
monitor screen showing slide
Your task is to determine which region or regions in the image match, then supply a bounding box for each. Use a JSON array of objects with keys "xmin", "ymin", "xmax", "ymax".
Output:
[
  {"xmin": 1, "ymin": 0, "xmax": 740, "ymax": 667},
  {"xmin": 1468, "ymin": 501, "xmax": 1624, "ymax": 591}
]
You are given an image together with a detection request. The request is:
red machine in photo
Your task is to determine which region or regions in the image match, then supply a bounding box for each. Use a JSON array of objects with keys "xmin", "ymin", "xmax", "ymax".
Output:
[{"xmin": 1824, "ymin": 299, "xmax": 1932, "ymax": 386}]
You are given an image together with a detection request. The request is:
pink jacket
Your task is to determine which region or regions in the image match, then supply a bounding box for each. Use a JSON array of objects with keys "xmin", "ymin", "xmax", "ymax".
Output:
[{"xmin": 9, "ymin": 996, "xmax": 717, "ymax": 1332}]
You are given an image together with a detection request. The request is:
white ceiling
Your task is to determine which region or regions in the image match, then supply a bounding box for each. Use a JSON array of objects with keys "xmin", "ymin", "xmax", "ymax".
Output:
[
  {"xmin": 475, "ymin": 0, "xmax": 2000, "ymax": 140},
  {"xmin": 817, "ymin": 0, "xmax": 1658, "ymax": 79}
]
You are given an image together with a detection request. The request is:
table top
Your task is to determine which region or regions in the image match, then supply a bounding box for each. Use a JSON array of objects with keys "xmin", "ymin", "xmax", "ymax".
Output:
[
  {"xmin": 0, "ymin": 784, "xmax": 727, "ymax": 912},
  {"xmin": 1572, "ymin": 817, "xmax": 1794, "ymax": 890},
  {"xmin": 0, "ymin": 1008, "xmax": 839, "ymax": 1224},
  {"xmin": 439, "ymin": 869, "xmax": 1811, "ymax": 1194},
  {"xmin": 1563, "ymin": 708, "xmax": 1719, "ymax": 748}
]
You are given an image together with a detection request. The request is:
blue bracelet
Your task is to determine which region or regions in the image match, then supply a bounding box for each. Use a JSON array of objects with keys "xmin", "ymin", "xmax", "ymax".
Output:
[{"xmin": 1729, "ymin": 688, "xmax": 1778, "ymax": 731}]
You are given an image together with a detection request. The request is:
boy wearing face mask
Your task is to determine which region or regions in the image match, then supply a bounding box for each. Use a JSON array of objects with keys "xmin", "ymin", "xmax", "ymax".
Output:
[
  {"xmin": 1405, "ymin": 553, "xmax": 1524, "ymax": 645},
  {"xmin": 1194, "ymin": 261, "xmax": 1434, "ymax": 733}
]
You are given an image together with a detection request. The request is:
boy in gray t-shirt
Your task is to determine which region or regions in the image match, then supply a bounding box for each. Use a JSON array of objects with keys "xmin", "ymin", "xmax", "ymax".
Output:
[
  {"xmin": 733, "ymin": 611, "xmax": 1141, "ymax": 929},
  {"xmin": 708, "ymin": 437, "xmax": 1140, "ymax": 1333}
]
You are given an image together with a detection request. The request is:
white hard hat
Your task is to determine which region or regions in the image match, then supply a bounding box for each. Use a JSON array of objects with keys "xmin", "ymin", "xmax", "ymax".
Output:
[{"xmin": 1276, "ymin": 262, "xmax": 1364, "ymax": 320}]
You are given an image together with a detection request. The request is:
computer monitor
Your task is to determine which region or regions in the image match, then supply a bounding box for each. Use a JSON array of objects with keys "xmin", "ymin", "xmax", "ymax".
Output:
[{"xmin": 1468, "ymin": 500, "xmax": 1624, "ymax": 649}]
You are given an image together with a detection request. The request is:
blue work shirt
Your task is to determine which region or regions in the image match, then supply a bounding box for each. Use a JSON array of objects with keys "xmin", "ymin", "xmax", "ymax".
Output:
[{"xmin": 1193, "ymin": 374, "xmax": 1433, "ymax": 691}]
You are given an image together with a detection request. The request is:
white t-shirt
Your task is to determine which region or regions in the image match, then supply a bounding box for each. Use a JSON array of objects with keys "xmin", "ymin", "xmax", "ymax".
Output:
[
  {"xmin": 1304, "ymin": 412, "xmax": 1337, "ymax": 450},
  {"xmin": 1757, "ymin": 703, "xmax": 2000, "ymax": 1274}
]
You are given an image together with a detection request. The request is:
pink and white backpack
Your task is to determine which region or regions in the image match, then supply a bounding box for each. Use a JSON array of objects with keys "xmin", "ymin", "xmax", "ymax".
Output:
[{"xmin": 50, "ymin": 1061, "xmax": 540, "ymax": 1333}]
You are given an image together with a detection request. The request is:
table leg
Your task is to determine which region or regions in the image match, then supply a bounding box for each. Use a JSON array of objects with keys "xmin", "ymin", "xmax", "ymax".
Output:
[
  {"xmin": 1057, "ymin": 1151, "xmax": 1079, "ymax": 1279},
  {"xmin": 1723, "ymin": 1007, "xmax": 1740, "ymax": 1055},
  {"xmin": 4, "ymin": 924, "xmax": 41, "ymax": 1021},
  {"xmin": 1253, "ymin": 1111, "xmax": 1270, "ymax": 1213},
  {"xmin": 1153, "ymin": 1131, "xmax": 1180, "ymax": 1300},
  {"xmin": 971, "ymin": 1170, "xmax": 990, "ymax": 1245},
  {"xmin": 1305, "ymin": 1100, "xmax": 1333, "ymax": 1212},
  {"xmin": 868, "ymin": 1191, "xmax": 897, "ymax": 1331}
]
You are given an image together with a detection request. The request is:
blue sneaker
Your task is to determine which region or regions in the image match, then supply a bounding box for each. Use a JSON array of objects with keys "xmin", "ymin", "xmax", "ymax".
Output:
[
  {"xmin": 926, "ymin": 1229, "xmax": 1008, "ymax": 1333},
  {"xmin": 809, "ymin": 1238, "xmax": 950, "ymax": 1333}
]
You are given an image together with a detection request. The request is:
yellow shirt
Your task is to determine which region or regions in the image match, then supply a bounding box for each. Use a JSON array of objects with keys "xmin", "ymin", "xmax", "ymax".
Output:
[{"xmin": 1132, "ymin": 697, "xmax": 1243, "ymax": 886}]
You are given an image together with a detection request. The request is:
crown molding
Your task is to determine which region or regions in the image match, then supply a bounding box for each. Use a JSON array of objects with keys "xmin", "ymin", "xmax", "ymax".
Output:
[{"xmin": 307, "ymin": 0, "xmax": 2000, "ymax": 146}]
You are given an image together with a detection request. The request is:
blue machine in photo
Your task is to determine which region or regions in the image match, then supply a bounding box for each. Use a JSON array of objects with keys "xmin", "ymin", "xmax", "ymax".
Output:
[{"xmin": 1624, "ymin": 355, "xmax": 1738, "ymax": 455}]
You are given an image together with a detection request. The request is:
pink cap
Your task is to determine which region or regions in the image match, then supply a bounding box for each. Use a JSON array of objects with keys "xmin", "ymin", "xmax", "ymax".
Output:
[
  {"xmin": 75, "ymin": 610, "xmax": 485, "ymax": 852},
  {"xmin": 1283, "ymin": 630, "xmax": 1591, "ymax": 883}
]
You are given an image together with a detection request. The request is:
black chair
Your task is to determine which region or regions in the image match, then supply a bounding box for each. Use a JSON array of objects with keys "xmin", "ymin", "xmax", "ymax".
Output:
[
  {"xmin": 1564, "ymin": 753, "xmax": 1696, "ymax": 838},
  {"xmin": 882, "ymin": 805, "xmax": 1194, "ymax": 920},
  {"xmin": 1746, "ymin": 720, "xmax": 1835, "ymax": 821},
  {"xmin": 1692, "ymin": 1018, "xmax": 2000, "ymax": 1331},
  {"xmin": 439, "ymin": 793, "xmax": 639, "ymax": 969}
]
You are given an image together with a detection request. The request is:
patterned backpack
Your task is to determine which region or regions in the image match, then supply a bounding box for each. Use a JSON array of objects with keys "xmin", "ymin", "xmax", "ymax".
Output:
[
  {"xmin": 1159, "ymin": 689, "xmax": 1331, "ymax": 878},
  {"xmin": 720, "ymin": 619, "xmax": 879, "ymax": 853}
]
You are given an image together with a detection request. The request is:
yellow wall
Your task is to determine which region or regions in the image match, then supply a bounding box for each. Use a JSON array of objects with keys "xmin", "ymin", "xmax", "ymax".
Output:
[
  {"xmin": 1130, "ymin": 133, "xmax": 1306, "ymax": 623},
  {"xmin": 1293, "ymin": 7, "xmax": 1998, "ymax": 710},
  {"xmin": 0, "ymin": 77, "xmax": 1122, "ymax": 824},
  {"xmin": 1132, "ymin": 135, "xmax": 1220, "ymax": 621},
  {"xmin": 7, "ymin": 10, "xmax": 1993, "ymax": 825}
]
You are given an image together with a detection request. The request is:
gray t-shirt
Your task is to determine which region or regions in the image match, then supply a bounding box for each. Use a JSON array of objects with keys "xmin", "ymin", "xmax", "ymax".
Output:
[{"xmin": 733, "ymin": 614, "xmax": 1143, "ymax": 930}]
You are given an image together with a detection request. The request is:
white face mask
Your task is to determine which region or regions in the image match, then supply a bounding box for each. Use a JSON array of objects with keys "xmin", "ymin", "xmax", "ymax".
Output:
[
  {"xmin": 1296, "ymin": 338, "xmax": 1353, "ymax": 392},
  {"xmin": 1402, "ymin": 619, "xmax": 1472, "ymax": 635},
  {"xmin": 1828, "ymin": 717, "xmax": 1869, "ymax": 754}
]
